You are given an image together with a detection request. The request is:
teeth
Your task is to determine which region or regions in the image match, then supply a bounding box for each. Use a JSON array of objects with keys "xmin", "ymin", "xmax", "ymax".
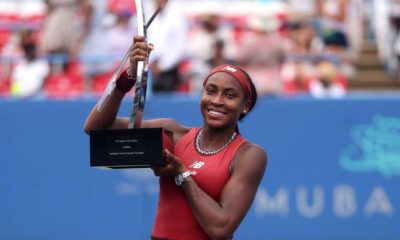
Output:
[{"xmin": 209, "ymin": 110, "xmax": 224, "ymax": 115}]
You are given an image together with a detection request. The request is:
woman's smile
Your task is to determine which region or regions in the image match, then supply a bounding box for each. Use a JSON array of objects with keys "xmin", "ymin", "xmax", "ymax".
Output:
[{"xmin": 208, "ymin": 109, "xmax": 226, "ymax": 116}]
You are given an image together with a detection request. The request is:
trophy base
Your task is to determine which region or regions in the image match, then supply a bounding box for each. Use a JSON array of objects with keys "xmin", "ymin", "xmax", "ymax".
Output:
[{"xmin": 90, "ymin": 128, "xmax": 164, "ymax": 169}]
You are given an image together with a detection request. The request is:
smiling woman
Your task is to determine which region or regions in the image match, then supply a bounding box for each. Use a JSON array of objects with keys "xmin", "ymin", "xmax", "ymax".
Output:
[
  {"xmin": 201, "ymin": 64, "xmax": 258, "ymax": 123},
  {"xmin": 83, "ymin": 35, "xmax": 268, "ymax": 240}
]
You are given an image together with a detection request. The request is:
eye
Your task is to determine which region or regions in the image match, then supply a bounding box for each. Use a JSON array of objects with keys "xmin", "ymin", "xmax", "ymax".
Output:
[
  {"xmin": 204, "ymin": 87, "xmax": 216, "ymax": 95},
  {"xmin": 226, "ymin": 93, "xmax": 234, "ymax": 98},
  {"xmin": 225, "ymin": 91, "xmax": 237, "ymax": 99}
]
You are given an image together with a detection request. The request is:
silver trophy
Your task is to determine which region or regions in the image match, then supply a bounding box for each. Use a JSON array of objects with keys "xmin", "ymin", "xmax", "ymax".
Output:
[{"xmin": 90, "ymin": 0, "xmax": 168, "ymax": 169}]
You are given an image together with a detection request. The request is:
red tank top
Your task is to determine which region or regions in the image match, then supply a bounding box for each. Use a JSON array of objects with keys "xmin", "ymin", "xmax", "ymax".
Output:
[{"xmin": 152, "ymin": 128, "xmax": 246, "ymax": 240}]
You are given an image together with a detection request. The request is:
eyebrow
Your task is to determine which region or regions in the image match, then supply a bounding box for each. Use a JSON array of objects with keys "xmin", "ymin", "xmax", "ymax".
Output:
[{"xmin": 205, "ymin": 82, "xmax": 241, "ymax": 93}]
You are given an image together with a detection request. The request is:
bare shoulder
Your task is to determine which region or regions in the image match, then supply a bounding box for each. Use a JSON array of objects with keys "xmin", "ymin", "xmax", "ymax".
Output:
[
  {"xmin": 231, "ymin": 141, "xmax": 268, "ymax": 177},
  {"xmin": 237, "ymin": 142, "xmax": 267, "ymax": 163}
]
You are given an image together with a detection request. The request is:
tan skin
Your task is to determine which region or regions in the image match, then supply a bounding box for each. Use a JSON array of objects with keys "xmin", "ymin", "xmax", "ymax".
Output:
[{"xmin": 84, "ymin": 36, "xmax": 267, "ymax": 240}]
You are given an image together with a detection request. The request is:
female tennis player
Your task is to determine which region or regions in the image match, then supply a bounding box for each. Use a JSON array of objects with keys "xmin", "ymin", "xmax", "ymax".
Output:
[{"xmin": 84, "ymin": 35, "xmax": 267, "ymax": 240}]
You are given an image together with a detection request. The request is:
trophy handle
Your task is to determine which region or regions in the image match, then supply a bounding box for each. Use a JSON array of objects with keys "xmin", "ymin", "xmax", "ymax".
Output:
[
  {"xmin": 129, "ymin": 0, "xmax": 148, "ymax": 129},
  {"xmin": 130, "ymin": 0, "xmax": 168, "ymax": 128}
]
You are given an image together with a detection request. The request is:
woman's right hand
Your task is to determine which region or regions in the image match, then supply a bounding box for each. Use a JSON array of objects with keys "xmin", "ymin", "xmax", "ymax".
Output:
[
  {"xmin": 152, "ymin": 149, "xmax": 186, "ymax": 177},
  {"xmin": 128, "ymin": 35, "xmax": 154, "ymax": 76}
]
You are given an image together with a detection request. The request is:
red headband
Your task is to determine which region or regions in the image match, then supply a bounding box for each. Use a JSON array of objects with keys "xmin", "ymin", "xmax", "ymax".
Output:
[{"xmin": 203, "ymin": 64, "xmax": 252, "ymax": 100}]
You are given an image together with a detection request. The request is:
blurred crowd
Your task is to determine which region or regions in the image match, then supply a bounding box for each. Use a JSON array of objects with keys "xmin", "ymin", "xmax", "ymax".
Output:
[{"xmin": 0, "ymin": 0, "xmax": 398, "ymax": 99}]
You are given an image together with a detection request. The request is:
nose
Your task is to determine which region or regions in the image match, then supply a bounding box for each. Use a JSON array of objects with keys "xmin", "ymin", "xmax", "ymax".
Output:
[{"xmin": 210, "ymin": 92, "xmax": 224, "ymax": 106}]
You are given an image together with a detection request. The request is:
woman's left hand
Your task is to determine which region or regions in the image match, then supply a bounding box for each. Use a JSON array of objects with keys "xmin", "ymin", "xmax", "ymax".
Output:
[{"xmin": 152, "ymin": 149, "xmax": 186, "ymax": 177}]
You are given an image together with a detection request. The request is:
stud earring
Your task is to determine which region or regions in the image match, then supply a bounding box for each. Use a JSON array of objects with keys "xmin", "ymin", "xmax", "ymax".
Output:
[{"xmin": 243, "ymin": 111, "xmax": 247, "ymax": 114}]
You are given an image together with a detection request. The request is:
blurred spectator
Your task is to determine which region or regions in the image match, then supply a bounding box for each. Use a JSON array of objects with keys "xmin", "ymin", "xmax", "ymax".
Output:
[
  {"xmin": 103, "ymin": 0, "xmax": 135, "ymax": 29},
  {"xmin": 318, "ymin": 0, "xmax": 362, "ymax": 78},
  {"xmin": 186, "ymin": 14, "xmax": 237, "ymax": 63},
  {"xmin": 283, "ymin": 21, "xmax": 324, "ymax": 56},
  {"xmin": 186, "ymin": 14, "xmax": 220, "ymax": 61},
  {"xmin": 183, "ymin": 14, "xmax": 237, "ymax": 93},
  {"xmin": 105, "ymin": 10, "xmax": 136, "ymax": 63},
  {"xmin": 281, "ymin": 61, "xmax": 313, "ymax": 94},
  {"xmin": 83, "ymin": 5, "xmax": 136, "ymax": 96},
  {"xmin": 237, "ymin": 15, "xmax": 284, "ymax": 95},
  {"xmin": 146, "ymin": 0, "xmax": 188, "ymax": 93},
  {"xmin": 11, "ymin": 29, "xmax": 50, "ymax": 98},
  {"xmin": 309, "ymin": 60, "xmax": 347, "ymax": 98},
  {"xmin": 1, "ymin": 32, "xmax": 25, "ymax": 86},
  {"xmin": 322, "ymin": 30, "xmax": 355, "ymax": 79},
  {"xmin": 281, "ymin": 21, "xmax": 324, "ymax": 95},
  {"xmin": 317, "ymin": 0, "xmax": 349, "ymax": 39},
  {"xmin": 185, "ymin": 38, "xmax": 236, "ymax": 93},
  {"xmin": 77, "ymin": 0, "xmax": 115, "ymax": 87},
  {"xmin": 207, "ymin": 39, "xmax": 236, "ymax": 69},
  {"xmin": 39, "ymin": 0, "xmax": 93, "ymax": 71},
  {"xmin": 285, "ymin": 0, "xmax": 318, "ymax": 21},
  {"xmin": 281, "ymin": 18, "xmax": 352, "ymax": 96},
  {"xmin": 76, "ymin": 0, "xmax": 136, "ymax": 93},
  {"xmin": 106, "ymin": 0, "xmax": 134, "ymax": 16}
]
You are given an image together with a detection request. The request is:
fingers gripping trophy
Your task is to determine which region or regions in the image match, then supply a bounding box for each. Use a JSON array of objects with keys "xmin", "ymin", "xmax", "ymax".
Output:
[{"xmin": 89, "ymin": 0, "xmax": 168, "ymax": 169}]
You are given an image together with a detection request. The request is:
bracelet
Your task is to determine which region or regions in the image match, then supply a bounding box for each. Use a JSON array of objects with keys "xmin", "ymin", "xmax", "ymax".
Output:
[{"xmin": 175, "ymin": 170, "xmax": 195, "ymax": 186}]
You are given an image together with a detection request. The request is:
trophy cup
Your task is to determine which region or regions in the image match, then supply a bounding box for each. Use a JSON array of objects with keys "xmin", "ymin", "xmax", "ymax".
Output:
[{"xmin": 89, "ymin": 0, "xmax": 168, "ymax": 169}]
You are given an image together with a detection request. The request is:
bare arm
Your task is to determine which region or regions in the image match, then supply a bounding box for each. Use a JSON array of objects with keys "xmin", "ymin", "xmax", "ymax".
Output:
[
  {"xmin": 84, "ymin": 95, "xmax": 189, "ymax": 141},
  {"xmin": 165, "ymin": 143, "xmax": 267, "ymax": 240},
  {"xmin": 82, "ymin": 38, "xmax": 189, "ymax": 143},
  {"xmin": 83, "ymin": 94, "xmax": 190, "ymax": 143},
  {"xmin": 83, "ymin": 88, "xmax": 127, "ymax": 133}
]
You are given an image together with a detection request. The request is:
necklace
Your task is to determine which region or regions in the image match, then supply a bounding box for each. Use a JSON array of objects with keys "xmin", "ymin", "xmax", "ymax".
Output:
[{"xmin": 195, "ymin": 128, "xmax": 237, "ymax": 155}]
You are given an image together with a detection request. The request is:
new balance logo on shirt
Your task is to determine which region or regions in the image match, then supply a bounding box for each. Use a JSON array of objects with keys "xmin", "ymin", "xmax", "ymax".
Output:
[{"xmin": 189, "ymin": 160, "xmax": 205, "ymax": 169}]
